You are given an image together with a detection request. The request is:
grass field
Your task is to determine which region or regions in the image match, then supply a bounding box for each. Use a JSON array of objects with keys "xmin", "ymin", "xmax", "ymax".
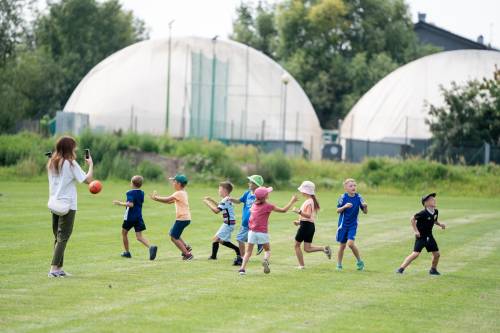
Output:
[{"xmin": 1, "ymin": 180, "xmax": 499, "ymax": 332}]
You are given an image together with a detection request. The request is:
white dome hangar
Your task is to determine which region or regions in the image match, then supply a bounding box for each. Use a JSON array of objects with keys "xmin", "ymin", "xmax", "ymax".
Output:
[
  {"xmin": 340, "ymin": 50, "xmax": 500, "ymax": 144},
  {"xmin": 63, "ymin": 37, "xmax": 323, "ymax": 159}
]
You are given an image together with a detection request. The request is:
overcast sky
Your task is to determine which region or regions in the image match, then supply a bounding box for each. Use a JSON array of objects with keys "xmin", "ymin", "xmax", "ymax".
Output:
[{"xmin": 118, "ymin": 0, "xmax": 500, "ymax": 48}]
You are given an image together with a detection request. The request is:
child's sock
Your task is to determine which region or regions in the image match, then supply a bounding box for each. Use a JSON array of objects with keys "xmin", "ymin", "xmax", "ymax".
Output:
[
  {"xmin": 211, "ymin": 242, "xmax": 219, "ymax": 259},
  {"xmin": 222, "ymin": 241, "xmax": 241, "ymax": 256}
]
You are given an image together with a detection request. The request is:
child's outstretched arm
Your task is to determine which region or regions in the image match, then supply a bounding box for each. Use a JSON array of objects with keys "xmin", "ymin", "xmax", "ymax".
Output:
[
  {"xmin": 150, "ymin": 191, "xmax": 175, "ymax": 204},
  {"xmin": 229, "ymin": 198, "xmax": 241, "ymax": 204},
  {"xmin": 273, "ymin": 195, "xmax": 298, "ymax": 213},
  {"xmin": 337, "ymin": 202, "xmax": 352, "ymax": 214},
  {"xmin": 411, "ymin": 217, "xmax": 420, "ymax": 238},
  {"xmin": 112, "ymin": 200, "xmax": 134, "ymax": 208},
  {"xmin": 203, "ymin": 197, "xmax": 221, "ymax": 214},
  {"xmin": 361, "ymin": 202, "xmax": 368, "ymax": 214},
  {"xmin": 434, "ymin": 220, "xmax": 446, "ymax": 229}
]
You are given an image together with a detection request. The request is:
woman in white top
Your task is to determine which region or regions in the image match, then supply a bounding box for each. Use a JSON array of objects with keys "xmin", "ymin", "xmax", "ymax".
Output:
[
  {"xmin": 292, "ymin": 181, "xmax": 332, "ymax": 269},
  {"xmin": 47, "ymin": 136, "xmax": 93, "ymax": 277}
]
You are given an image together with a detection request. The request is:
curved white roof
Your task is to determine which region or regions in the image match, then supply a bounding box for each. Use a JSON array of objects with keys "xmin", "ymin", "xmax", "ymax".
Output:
[
  {"xmin": 64, "ymin": 37, "xmax": 322, "ymax": 159},
  {"xmin": 340, "ymin": 50, "xmax": 500, "ymax": 143}
]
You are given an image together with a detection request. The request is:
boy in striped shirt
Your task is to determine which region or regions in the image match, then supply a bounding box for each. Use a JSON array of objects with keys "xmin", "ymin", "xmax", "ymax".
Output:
[{"xmin": 203, "ymin": 181, "xmax": 242, "ymax": 265}]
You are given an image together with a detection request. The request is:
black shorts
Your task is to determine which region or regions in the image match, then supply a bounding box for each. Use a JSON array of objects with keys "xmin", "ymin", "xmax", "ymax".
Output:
[
  {"xmin": 414, "ymin": 234, "xmax": 439, "ymax": 252},
  {"xmin": 122, "ymin": 219, "xmax": 146, "ymax": 232},
  {"xmin": 295, "ymin": 221, "xmax": 316, "ymax": 243}
]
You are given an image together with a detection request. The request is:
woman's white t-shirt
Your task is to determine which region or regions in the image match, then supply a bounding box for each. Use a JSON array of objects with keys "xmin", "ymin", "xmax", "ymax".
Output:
[{"xmin": 48, "ymin": 160, "xmax": 87, "ymax": 211}]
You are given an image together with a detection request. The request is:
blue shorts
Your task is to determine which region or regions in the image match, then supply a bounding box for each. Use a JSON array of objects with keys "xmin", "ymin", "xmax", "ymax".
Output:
[
  {"xmin": 336, "ymin": 224, "xmax": 357, "ymax": 243},
  {"xmin": 236, "ymin": 225, "xmax": 249, "ymax": 242},
  {"xmin": 169, "ymin": 220, "xmax": 190, "ymax": 240}
]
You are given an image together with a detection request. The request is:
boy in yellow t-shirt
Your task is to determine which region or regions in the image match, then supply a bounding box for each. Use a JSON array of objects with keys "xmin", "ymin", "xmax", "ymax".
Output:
[{"xmin": 150, "ymin": 174, "xmax": 193, "ymax": 260}]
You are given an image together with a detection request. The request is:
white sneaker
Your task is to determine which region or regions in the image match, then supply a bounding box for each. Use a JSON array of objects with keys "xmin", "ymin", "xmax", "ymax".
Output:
[
  {"xmin": 297, "ymin": 266, "xmax": 305, "ymax": 270},
  {"xmin": 262, "ymin": 259, "xmax": 271, "ymax": 274}
]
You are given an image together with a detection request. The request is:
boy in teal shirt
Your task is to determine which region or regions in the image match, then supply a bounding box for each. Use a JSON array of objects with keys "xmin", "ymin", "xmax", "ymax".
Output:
[{"xmin": 232, "ymin": 175, "xmax": 264, "ymax": 257}]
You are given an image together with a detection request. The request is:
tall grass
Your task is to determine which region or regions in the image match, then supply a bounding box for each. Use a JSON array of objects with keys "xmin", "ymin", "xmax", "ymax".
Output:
[{"xmin": 1, "ymin": 132, "xmax": 499, "ymax": 195}]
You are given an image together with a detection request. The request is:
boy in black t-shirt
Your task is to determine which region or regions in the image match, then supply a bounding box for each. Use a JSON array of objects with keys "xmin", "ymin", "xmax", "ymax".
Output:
[{"xmin": 396, "ymin": 193, "xmax": 446, "ymax": 275}]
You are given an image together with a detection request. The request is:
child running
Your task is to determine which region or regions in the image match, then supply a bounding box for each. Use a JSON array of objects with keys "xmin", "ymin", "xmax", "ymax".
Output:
[
  {"xmin": 292, "ymin": 181, "xmax": 332, "ymax": 269},
  {"xmin": 203, "ymin": 181, "xmax": 242, "ymax": 265},
  {"xmin": 238, "ymin": 187, "xmax": 297, "ymax": 275},
  {"xmin": 231, "ymin": 175, "xmax": 264, "ymax": 258},
  {"xmin": 396, "ymin": 193, "xmax": 446, "ymax": 275},
  {"xmin": 150, "ymin": 174, "xmax": 193, "ymax": 260},
  {"xmin": 113, "ymin": 175, "xmax": 158, "ymax": 260},
  {"xmin": 336, "ymin": 178, "xmax": 367, "ymax": 271}
]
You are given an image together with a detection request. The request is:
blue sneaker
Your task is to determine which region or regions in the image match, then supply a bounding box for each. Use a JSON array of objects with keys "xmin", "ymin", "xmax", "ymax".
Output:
[
  {"xmin": 336, "ymin": 263, "xmax": 343, "ymax": 271},
  {"xmin": 121, "ymin": 251, "xmax": 132, "ymax": 258},
  {"xmin": 356, "ymin": 260, "xmax": 365, "ymax": 271},
  {"xmin": 149, "ymin": 246, "xmax": 158, "ymax": 260}
]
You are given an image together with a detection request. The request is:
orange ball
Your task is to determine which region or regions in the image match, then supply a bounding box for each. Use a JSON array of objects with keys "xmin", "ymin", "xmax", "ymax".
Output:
[{"xmin": 89, "ymin": 180, "xmax": 102, "ymax": 194}]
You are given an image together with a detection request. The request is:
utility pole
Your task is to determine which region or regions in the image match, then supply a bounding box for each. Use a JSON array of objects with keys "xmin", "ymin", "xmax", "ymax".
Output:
[
  {"xmin": 209, "ymin": 35, "xmax": 218, "ymax": 140},
  {"xmin": 165, "ymin": 20, "xmax": 175, "ymax": 134}
]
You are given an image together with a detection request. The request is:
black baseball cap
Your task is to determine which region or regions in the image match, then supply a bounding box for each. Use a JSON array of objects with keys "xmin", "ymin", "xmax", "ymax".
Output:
[{"xmin": 421, "ymin": 192, "xmax": 436, "ymax": 205}]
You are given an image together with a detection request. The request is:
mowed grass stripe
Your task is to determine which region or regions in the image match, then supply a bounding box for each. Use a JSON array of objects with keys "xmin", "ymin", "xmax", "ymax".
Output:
[
  {"xmin": 1, "ymin": 181, "xmax": 499, "ymax": 332},
  {"xmin": 5, "ymin": 212, "xmax": 499, "ymax": 332}
]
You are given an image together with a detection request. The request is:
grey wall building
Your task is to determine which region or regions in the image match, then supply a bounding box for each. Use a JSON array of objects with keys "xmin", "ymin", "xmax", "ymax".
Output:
[{"xmin": 414, "ymin": 13, "xmax": 497, "ymax": 51}]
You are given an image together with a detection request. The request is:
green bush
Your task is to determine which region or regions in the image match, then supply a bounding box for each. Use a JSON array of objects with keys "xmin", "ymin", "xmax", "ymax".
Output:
[
  {"xmin": 137, "ymin": 160, "xmax": 164, "ymax": 181},
  {"xmin": 15, "ymin": 157, "xmax": 45, "ymax": 178},
  {"xmin": 258, "ymin": 152, "xmax": 292, "ymax": 185},
  {"xmin": 139, "ymin": 135, "xmax": 160, "ymax": 153},
  {"xmin": 158, "ymin": 135, "xmax": 175, "ymax": 154},
  {"xmin": 109, "ymin": 154, "xmax": 135, "ymax": 180},
  {"xmin": 361, "ymin": 157, "xmax": 462, "ymax": 188},
  {"xmin": 0, "ymin": 132, "xmax": 53, "ymax": 166}
]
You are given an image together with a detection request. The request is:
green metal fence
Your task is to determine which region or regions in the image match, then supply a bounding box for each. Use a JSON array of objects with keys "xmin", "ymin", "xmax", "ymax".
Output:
[{"xmin": 190, "ymin": 51, "xmax": 229, "ymax": 139}]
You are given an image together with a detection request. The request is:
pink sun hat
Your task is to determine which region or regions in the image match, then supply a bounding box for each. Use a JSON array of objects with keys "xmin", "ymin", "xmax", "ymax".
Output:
[
  {"xmin": 297, "ymin": 181, "xmax": 315, "ymax": 195},
  {"xmin": 254, "ymin": 186, "xmax": 273, "ymax": 200}
]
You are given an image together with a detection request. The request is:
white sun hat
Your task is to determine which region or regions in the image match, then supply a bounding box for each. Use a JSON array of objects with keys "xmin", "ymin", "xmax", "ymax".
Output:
[{"xmin": 298, "ymin": 181, "xmax": 315, "ymax": 195}]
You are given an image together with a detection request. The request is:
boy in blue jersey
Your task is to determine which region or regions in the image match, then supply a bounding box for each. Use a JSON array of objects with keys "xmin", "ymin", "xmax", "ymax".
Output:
[
  {"xmin": 231, "ymin": 175, "xmax": 264, "ymax": 257},
  {"xmin": 336, "ymin": 178, "xmax": 367, "ymax": 271},
  {"xmin": 203, "ymin": 181, "xmax": 242, "ymax": 265},
  {"xmin": 113, "ymin": 175, "xmax": 158, "ymax": 260}
]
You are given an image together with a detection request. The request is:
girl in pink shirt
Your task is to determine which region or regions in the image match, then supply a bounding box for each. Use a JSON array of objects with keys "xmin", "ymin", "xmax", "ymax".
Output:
[{"xmin": 239, "ymin": 187, "xmax": 297, "ymax": 275}]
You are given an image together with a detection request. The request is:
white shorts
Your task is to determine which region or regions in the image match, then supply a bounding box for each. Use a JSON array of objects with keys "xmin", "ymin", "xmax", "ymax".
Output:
[
  {"xmin": 247, "ymin": 231, "xmax": 269, "ymax": 245},
  {"xmin": 215, "ymin": 223, "xmax": 234, "ymax": 242}
]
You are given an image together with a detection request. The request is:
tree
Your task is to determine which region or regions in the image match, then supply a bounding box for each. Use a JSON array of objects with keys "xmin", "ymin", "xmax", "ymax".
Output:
[
  {"xmin": 0, "ymin": 0, "xmax": 26, "ymax": 65},
  {"xmin": 0, "ymin": 0, "xmax": 148, "ymax": 133},
  {"xmin": 230, "ymin": 0, "xmax": 440, "ymax": 128},
  {"xmin": 230, "ymin": 1, "xmax": 277, "ymax": 58},
  {"xmin": 427, "ymin": 67, "xmax": 500, "ymax": 160},
  {"xmin": 35, "ymin": 0, "xmax": 148, "ymax": 110}
]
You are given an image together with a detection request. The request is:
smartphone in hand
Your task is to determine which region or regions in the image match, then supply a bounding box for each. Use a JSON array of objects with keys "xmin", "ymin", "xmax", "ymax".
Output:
[{"xmin": 84, "ymin": 149, "xmax": 90, "ymax": 159}]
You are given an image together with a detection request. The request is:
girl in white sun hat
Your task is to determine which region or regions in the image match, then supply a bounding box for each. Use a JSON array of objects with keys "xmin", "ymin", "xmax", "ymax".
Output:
[{"xmin": 292, "ymin": 181, "xmax": 332, "ymax": 269}]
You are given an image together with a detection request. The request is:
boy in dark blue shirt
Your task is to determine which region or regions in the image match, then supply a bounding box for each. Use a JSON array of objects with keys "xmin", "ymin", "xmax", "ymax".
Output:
[
  {"xmin": 336, "ymin": 178, "xmax": 367, "ymax": 271},
  {"xmin": 113, "ymin": 175, "xmax": 158, "ymax": 260},
  {"xmin": 396, "ymin": 193, "xmax": 446, "ymax": 275}
]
